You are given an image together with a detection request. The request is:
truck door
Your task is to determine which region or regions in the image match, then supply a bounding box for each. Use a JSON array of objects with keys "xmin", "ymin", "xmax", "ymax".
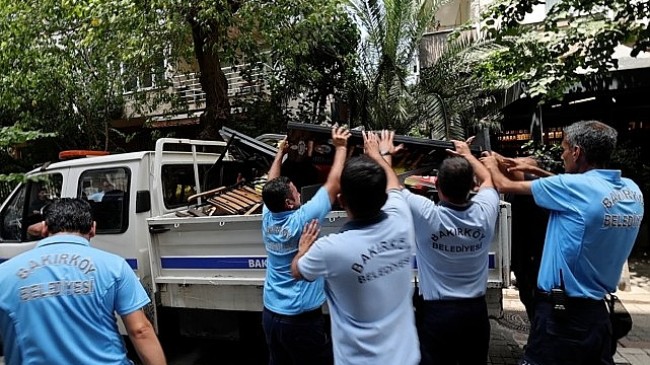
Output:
[
  {"xmin": 75, "ymin": 167, "xmax": 130, "ymax": 234},
  {"xmin": 0, "ymin": 172, "xmax": 64, "ymax": 256}
]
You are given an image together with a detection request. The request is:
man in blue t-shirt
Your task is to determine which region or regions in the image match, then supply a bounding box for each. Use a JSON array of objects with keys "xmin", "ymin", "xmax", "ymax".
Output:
[
  {"xmin": 483, "ymin": 120, "xmax": 645, "ymax": 365},
  {"xmin": 0, "ymin": 198, "xmax": 166, "ymax": 365},
  {"xmin": 402, "ymin": 138, "xmax": 500, "ymax": 365},
  {"xmin": 261, "ymin": 125, "xmax": 350, "ymax": 365},
  {"xmin": 291, "ymin": 131, "xmax": 419, "ymax": 365}
]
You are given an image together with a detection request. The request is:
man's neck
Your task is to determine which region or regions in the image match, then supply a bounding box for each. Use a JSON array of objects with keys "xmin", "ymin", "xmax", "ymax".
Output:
[{"xmin": 50, "ymin": 232, "xmax": 90, "ymax": 240}]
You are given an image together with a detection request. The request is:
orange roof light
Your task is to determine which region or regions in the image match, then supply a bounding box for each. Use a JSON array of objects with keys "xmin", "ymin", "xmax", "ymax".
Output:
[{"xmin": 59, "ymin": 150, "xmax": 110, "ymax": 160}]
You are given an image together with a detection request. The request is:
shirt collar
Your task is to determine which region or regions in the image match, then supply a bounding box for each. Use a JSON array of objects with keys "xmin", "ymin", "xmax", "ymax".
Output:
[
  {"xmin": 340, "ymin": 212, "xmax": 387, "ymax": 232},
  {"xmin": 438, "ymin": 200, "xmax": 474, "ymax": 211},
  {"xmin": 585, "ymin": 169, "xmax": 621, "ymax": 181},
  {"xmin": 37, "ymin": 234, "xmax": 91, "ymax": 248},
  {"xmin": 271, "ymin": 210, "xmax": 294, "ymax": 219}
]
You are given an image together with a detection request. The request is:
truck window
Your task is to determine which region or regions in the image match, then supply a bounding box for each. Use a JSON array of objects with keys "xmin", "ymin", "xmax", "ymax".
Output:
[
  {"xmin": 0, "ymin": 174, "xmax": 63, "ymax": 242},
  {"xmin": 161, "ymin": 161, "xmax": 248, "ymax": 209},
  {"xmin": 77, "ymin": 168, "xmax": 130, "ymax": 234},
  {"xmin": 161, "ymin": 164, "xmax": 211, "ymax": 209}
]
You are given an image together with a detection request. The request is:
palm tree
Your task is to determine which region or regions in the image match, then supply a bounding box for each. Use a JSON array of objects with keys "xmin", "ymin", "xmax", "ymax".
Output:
[
  {"xmin": 418, "ymin": 33, "xmax": 509, "ymax": 140},
  {"xmin": 346, "ymin": 0, "xmax": 510, "ymax": 140},
  {"xmin": 346, "ymin": 0, "xmax": 442, "ymax": 134}
]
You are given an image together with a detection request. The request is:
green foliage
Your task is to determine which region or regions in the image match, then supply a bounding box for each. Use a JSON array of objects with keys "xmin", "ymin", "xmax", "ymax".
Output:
[
  {"xmin": 0, "ymin": 0, "xmax": 181, "ymax": 151},
  {"xmin": 239, "ymin": 0, "xmax": 360, "ymax": 124},
  {"xmin": 480, "ymin": 0, "xmax": 650, "ymax": 101},
  {"xmin": 0, "ymin": 0, "xmax": 357, "ymax": 149},
  {"xmin": 0, "ymin": 127, "xmax": 55, "ymax": 148},
  {"xmin": 419, "ymin": 34, "xmax": 509, "ymax": 139},
  {"xmin": 345, "ymin": 0, "xmax": 506, "ymax": 140},
  {"xmin": 346, "ymin": 0, "xmax": 445, "ymax": 134},
  {"xmin": 0, "ymin": 173, "xmax": 50, "ymax": 184},
  {"xmin": 520, "ymin": 140, "xmax": 564, "ymax": 173},
  {"xmin": 611, "ymin": 141, "xmax": 650, "ymax": 192},
  {"xmin": 228, "ymin": 95, "xmax": 287, "ymax": 135},
  {"xmin": 0, "ymin": 126, "xmax": 57, "ymax": 182}
]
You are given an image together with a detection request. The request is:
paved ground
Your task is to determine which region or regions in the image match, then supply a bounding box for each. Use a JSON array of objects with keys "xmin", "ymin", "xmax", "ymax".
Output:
[{"xmin": 489, "ymin": 257, "xmax": 650, "ymax": 365}]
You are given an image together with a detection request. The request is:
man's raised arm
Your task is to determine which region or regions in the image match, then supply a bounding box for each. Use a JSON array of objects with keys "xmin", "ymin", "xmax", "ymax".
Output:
[
  {"xmin": 363, "ymin": 130, "xmax": 401, "ymax": 191},
  {"xmin": 447, "ymin": 137, "xmax": 493, "ymax": 189},
  {"xmin": 322, "ymin": 126, "xmax": 351, "ymax": 203},
  {"xmin": 267, "ymin": 138, "xmax": 288, "ymax": 181}
]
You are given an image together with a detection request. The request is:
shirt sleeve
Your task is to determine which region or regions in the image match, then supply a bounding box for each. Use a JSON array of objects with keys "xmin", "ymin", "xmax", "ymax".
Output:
[
  {"xmin": 401, "ymin": 189, "xmax": 437, "ymax": 221},
  {"xmin": 531, "ymin": 175, "xmax": 573, "ymax": 212},
  {"xmin": 471, "ymin": 187, "xmax": 500, "ymax": 215},
  {"xmin": 380, "ymin": 189, "xmax": 408, "ymax": 215},
  {"xmin": 298, "ymin": 237, "xmax": 330, "ymax": 282},
  {"xmin": 294, "ymin": 186, "xmax": 332, "ymax": 223},
  {"xmin": 114, "ymin": 260, "xmax": 151, "ymax": 316}
]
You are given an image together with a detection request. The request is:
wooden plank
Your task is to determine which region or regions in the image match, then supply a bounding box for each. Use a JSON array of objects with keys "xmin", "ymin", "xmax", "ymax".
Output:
[
  {"xmin": 207, "ymin": 198, "xmax": 239, "ymax": 214},
  {"xmin": 242, "ymin": 186, "xmax": 263, "ymax": 197},
  {"xmin": 219, "ymin": 192, "xmax": 249, "ymax": 206},
  {"xmin": 187, "ymin": 186, "xmax": 227, "ymax": 203},
  {"xmin": 245, "ymin": 203, "xmax": 262, "ymax": 215},
  {"xmin": 228, "ymin": 190, "xmax": 258, "ymax": 205},
  {"xmin": 235, "ymin": 188, "xmax": 263, "ymax": 202},
  {"xmin": 217, "ymin": 194, "xmax": 248, "ymax": 210}
]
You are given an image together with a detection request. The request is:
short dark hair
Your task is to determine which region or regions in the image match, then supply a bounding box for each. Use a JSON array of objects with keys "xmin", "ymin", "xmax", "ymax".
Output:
[
  {"xmin": 437, "ymin": 156, "xmax": 474, "ymax": 202},
  {"xmin": 340, "ymin": 156, "xmax": 387, "ymax": 220},
  {"xmin": 262, "ymin": 176, "xmax": 293, "ymax": 213},
  {"xmin": 564, "ymin": 120, "xmax": 617, "ymax": 167},
  {"xmin": 43, "ymin": 198, "xmax": 93, "ymax": 235}
]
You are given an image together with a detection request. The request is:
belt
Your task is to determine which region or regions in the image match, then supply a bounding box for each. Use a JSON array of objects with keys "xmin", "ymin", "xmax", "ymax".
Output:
[
  {"xmin": 535, "ymin": 291, "xmax": 604, "ymax": 306},
  {"xmin": 423, "ymin": 295, "xmax": 486, "ymax": 304},
  {"xmin": 264, "ymin": 307, "xmax": 323, "ymax": 320}
]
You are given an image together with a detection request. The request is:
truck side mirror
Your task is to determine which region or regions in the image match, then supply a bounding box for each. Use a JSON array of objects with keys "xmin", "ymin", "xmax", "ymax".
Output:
[{"xmin": 136, "ymin": 190, "xmax": 151, "ymax": 213}]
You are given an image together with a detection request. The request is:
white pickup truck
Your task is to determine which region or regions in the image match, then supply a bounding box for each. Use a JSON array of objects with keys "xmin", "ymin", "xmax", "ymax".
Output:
[{"xmin": 0, "ymin": 124, "xmax": 511, "ymax": 339}]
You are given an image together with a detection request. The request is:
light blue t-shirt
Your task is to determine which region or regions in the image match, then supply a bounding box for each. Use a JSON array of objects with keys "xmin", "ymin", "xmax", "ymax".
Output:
[
  {"xmin": 88, "ymin": 191, "xmax": 105, "ymax": 202},
  {"xmin": 0, "ymin": 234, "xmax": 150, "ymax": 365},
  {"xmin": 403, "ymin": 187, "xmax": 500, "ymax": 300},
  {"xmin": 298, "ymin": 190, "xmax": 419, "ymax": 365},
  {"xmin": 532, "ymin": 170, "xmax": 644, "ymax": 299},
  {"xmin": 262, "ymin": 186, "xmax": 331, "ymax": 315}
]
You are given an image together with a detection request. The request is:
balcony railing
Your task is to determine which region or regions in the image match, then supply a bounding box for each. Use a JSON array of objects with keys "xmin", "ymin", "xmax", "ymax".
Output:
[{"xmin": 171, "ymin": 63, "xmax": 271, "ymax": 109}]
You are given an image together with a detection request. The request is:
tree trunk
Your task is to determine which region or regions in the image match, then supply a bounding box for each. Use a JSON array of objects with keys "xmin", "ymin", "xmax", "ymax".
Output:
[{"xmin": 188, "ymin": 18, "xmax": 230, "ymax": 140}]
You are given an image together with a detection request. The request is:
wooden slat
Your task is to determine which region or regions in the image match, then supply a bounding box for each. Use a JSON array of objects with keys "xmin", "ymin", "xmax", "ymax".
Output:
[
  {"xmin": 242, "ymin": 186, "xmax": 263, "ymax": 197},
  {"xmin": 245, "ymin": 203, "xmax": 262, "ymax": 215},
  {"xmin": 207, "ymin": 198, "xmax": 238, "ymax": 214},
  {"xmin": 214, "ymin": 195, "xmax": 246, "ymax": 211},
  {"xmin": 234, "ymin": 188, "xmax": 263, "ymax": 202},
  {"xmin": 180, "ymin": 184, "xmax": 264, "ymax": 217},
  {"xmin": 187, "ymin": 186, "xmax": 227, "ymax": 203},
  {"xmin": 228, "ymin": 190, "xmax": 259, "ymax": 205},
  {"xmin": 220, "ymin": 193, "xmax": 249, "ymax": 208}
]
